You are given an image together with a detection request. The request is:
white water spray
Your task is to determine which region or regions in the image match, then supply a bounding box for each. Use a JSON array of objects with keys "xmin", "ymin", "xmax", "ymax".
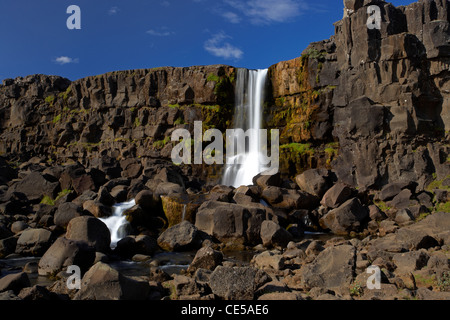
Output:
[
  {"xmin": 99, "ymin": 199, "xmax": 135, "ymax": 248},
  {"xmin": 222, "ymin": 68, "xmax": 269, "ymax": 188}
]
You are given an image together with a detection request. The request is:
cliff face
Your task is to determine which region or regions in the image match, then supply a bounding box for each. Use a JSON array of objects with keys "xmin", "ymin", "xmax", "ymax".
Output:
[
  {"xmin": 268, "ymin": 0, "xmax": 450, "ymax": 191},
  {"xmin": 0, "ymin": 0, "xmax": 449, "ymax": 191},
  {"xmin": 0, "ymin": 66, "xmax": 236, "ymax": 184}
]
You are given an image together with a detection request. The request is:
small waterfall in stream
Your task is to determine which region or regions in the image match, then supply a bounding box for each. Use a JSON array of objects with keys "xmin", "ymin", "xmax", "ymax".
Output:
[
  {"xmin": 99, "ymin": 199, "xmax": 135, "ymax": 248},
  {"xmin": 222, "ymin": 68, "xmax": 269, "ymax": 188}
]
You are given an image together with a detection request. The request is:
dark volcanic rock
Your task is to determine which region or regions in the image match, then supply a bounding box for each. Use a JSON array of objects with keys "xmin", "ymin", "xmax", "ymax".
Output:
[{"xmin": 319, "ymin": 198, "xmax": 369, "ymax": 235}]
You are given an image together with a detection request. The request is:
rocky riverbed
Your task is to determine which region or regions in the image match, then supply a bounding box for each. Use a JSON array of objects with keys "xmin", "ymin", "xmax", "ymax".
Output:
[{"xmin": 0, "ymin": 157, "xmax": 449, "ymax": 300}]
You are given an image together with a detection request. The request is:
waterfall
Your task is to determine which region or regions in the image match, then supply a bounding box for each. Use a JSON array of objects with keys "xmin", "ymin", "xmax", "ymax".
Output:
[
  {"xmin": 222, "ymin": 68, "xmax": 269, "ymax": 188},
  {"xmin": 99, "ymin": 199, "xmax": 135, "ymax": 248}
]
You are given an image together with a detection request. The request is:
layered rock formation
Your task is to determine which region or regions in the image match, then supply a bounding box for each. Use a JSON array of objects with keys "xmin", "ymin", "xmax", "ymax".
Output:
[{"xmin": 268, "ymin": 0, "xmax": 450, "ymax": 191}]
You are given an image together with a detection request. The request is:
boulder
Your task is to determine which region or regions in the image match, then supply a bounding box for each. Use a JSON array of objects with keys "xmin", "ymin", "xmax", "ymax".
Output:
[
  {"xmin": 54, "ymin": 202, "xmax": 83, "ymax": 228},
  {"xmin": 135, "ymin": 190, "xmax": 159, "ymax": 211},
  {"xmin": 96, "ymin": 186, "xmax": 115, "ymax": 207},
  {"xmin": 157, "ymin": 221, "xmax": 201, "ymax": 251},
  {"xmin": 66, "ymin": 216, "xmax": 111, "ymax": 253},
  {"xmin": 187, "ymin": 246, "xmax": 223, "ymax": 272},
  {"xmin": 319, "ymin": 198, "xmax": 369, "ymax": 235},
  {"xmin": 209, "ymin": 266, "xmax": 258, "ymax": 300},
  {"xmin": 295, "ymin": 169, "xmax": 332, "ymax": 198},
  {"xmin": 320, "ymin": 182, "xmax": 353, "ymax": 209},
  {"xmin": 393, "ymin": 249, "xmax": 430, "ymax": 275},
  {"xmin": 260, "ymin": 220, "xmax": 293, "ymax": 248},
  {"xmin": 73, "ymin": 262, "xmax": 150, "ymax": 300},
  {"xmin": 388, "ymin": 189, "xmax": 413, "ymax": 210},
  {"xmin": 15, "ymin": 228, "xmax": 53, "ymax": 256},
  {"xmin": 12, "ymin": 172, "xmax": 59, "ymax": 202},
  {"xmin": 252, "ymin": 250, "xmax": 285, "ymax": 271},
  {"xmin": 0, "ymin": 237, "xmax": 17, "ymax": 258},
  {"xmin": 10, "ymin": 221, "xmax": 28, "ymax": 234},
  {"xmin": 0, "ymin": 272, "xmax": 31, "ymax": 294},
  {"xmin": 114, "ymin": 235, "xmax": 158, "ymax": 259},
  {"xmin": 300, "ymin": 245, "xmax": 356, "ymax": 289},
  {"xmin": 17, "ymin": 285, "xmax": 54, "ymax": 301},
  {"xmin": 252, "ymin": 171, "xmax": 281, "ymax": 188},
  {"xmin": 82, "ymin": 200, "xmax": 112, "ymax": 218},
  {"xmin": 379, "ymin": 181, "xmax": 415, "ymax": 202},
  {"xmin": 38, "ymin": 237, "xmax": 96, "ymax": 276},
  {"xmin": 195, "ymin": 201, "xmax": 266, "ymax": 246}
]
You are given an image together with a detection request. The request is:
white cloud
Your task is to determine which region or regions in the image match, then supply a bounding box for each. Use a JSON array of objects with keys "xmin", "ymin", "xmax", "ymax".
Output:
[
  {"xmin": 222, "ymin": 11, "xmax": 241, "ymax": 24},
  {"xmin": 108, "ymin": 6, "xmax": 119, "ymax": 15},
  {"xmin": 225, "ymin": 0, "xmax": 307, "ymax": 25},
  {"xmin": 146, "ymin": 27, "xmax": 175, "ymax": 37},
  {"xmin": 161, "ymin": 1, "xmax": 170, "ymax": 7},
  {"xmin": 204, "ymin": 32, "xmax": 243, "ymax": 60},
  {"xmin": 54, "ymin": 56, "xmax": 79, "ymax": 65}
]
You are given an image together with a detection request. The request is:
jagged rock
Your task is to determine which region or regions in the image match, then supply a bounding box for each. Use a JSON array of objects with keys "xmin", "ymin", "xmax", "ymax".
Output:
[
  {"xmin": 195, "ymin": 200, "xmax": 266, "ymax": 246},
  {"xmin": 187, "ymin": 246, "xmax": 223, "ymax": 272},
  {"xmin": 260, "ymin": 220, "xmax": 293, "ymax": 248},
  {"xmin": 157, "ymin": 221, "xmax": 201, "ymax": 252},
  {"xmin": 300, "ymin": 245, "xmax": 356, "ymax": 290},
  {"xmin": 319, "ymin": 198, "xmax": 369, "ymax": 235},
  {"xmin": 209, "ymin": 266, "xmax": 258, "ymax": 300},
  {"xmin": 295, "ymin": 169, "xmax": 333, "ymax": 198},
  {"xmin": 82, "ymin": 200, "xmax": 111, "ymax": 219},
  {"xmin": 320, "ymin": 182, "xmax": 353, "ymax": 209}
]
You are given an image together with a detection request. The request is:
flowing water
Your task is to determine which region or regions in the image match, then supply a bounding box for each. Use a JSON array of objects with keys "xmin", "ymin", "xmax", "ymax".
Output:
[
  {"xmin": 222, "ymin": 68, "xmax": 269, "ymax": 188},
  {"xmin": 99, "ymin": 199, "xmax": 135, "ymax": 248}
]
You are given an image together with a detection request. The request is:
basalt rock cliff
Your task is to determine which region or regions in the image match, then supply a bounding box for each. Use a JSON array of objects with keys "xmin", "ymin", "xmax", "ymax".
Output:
[{"xmin": 0, "ymin": 0, "xmax": 449, "ymax": 192}]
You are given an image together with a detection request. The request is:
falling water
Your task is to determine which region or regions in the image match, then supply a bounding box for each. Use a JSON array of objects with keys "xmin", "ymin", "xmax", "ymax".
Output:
[
  {"xmin": 222, "ymin": 68, "xmax": 269, "ymax": 188},
  {"xmin": 99, "ymin": 199, "xmax": 135, "ymax": 248}
]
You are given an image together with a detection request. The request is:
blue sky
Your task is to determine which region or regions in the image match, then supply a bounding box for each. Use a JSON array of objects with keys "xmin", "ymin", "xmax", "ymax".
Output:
[{"xmin": 0, "ymin": 0, "xmax": 416, "ymax": 82}]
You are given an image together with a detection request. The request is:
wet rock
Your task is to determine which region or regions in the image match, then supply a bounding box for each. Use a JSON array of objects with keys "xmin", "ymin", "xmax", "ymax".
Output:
[{"xmin": 135, "ymin": 190, "xmax": 159, "ymax": 211}]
